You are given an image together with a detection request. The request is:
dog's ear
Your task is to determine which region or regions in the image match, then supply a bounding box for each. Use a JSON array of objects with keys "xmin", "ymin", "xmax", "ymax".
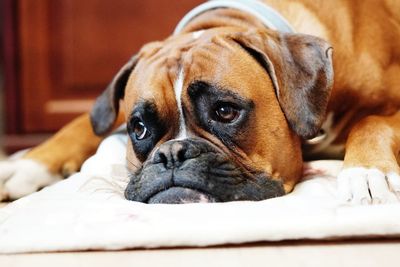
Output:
[
  {"xmin": 231, "ymin": 30, "xmax": 334, "ymax": 139},
  {"xmin": 90, "ymin": 55, "xmax": 138, "ymax": 135}
]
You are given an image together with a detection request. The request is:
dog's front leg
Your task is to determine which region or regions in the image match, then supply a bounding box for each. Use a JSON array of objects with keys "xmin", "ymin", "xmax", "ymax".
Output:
[
  {"xmin": 338, "ymin": 112, "xmax": 400, "ymax": 204},
  {"xmin": 0, "ymin": 113, "xmax": 123, "ymax": 200}
]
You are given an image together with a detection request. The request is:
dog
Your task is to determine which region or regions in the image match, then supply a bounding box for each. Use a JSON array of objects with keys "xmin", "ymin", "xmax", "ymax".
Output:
[{"xmin": 1, "ymin": 0, "xmax": 400, "ymax": 204}]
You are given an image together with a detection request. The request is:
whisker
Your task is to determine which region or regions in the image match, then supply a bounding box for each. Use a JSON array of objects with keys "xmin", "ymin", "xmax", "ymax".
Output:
[
  {"xmin": 78, "ymin": 176, "xmax": 127, "ymax": 197},
  {"xmin": 126, "ymin": 158, "xmax": 141, "ymax": 169}
]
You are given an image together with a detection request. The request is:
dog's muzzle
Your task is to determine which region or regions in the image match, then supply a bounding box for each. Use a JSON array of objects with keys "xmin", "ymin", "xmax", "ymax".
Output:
[{"xmin": 124, "ymin": 138, "xmax": 285, "ymax": 204}]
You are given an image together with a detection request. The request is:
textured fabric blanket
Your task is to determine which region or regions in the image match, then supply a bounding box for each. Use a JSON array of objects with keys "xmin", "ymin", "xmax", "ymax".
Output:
[{"xmin": 1, "ymin": 133, "xmax": 400, "ymax": 254}]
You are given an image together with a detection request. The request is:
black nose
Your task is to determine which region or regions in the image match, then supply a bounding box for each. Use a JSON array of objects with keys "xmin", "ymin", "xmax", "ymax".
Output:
[{"xmin": 152, "ymin": 140, "xmax": 201, "ymax": 168}]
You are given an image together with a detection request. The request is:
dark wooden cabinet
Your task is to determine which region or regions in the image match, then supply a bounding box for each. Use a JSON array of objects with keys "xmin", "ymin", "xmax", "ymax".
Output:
[{"xmin": 2, "ymin": 0, "xmax": 203, "ymax": 152}]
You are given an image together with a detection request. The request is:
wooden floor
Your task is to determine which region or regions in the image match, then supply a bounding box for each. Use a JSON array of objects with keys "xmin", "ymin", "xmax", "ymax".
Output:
[{"xmin": 0, "ymin": 239, "xmax": 399, "ymax": 267}]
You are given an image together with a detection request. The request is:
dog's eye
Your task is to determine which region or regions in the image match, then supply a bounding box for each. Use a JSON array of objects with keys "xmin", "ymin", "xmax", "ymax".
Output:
[
  {"xmin": 214, "ymin": 103, "xmax": 240, "ymax": 123},
  {"xmin": 133, "ymin": 120, "xmax": 150, "ymax": 140}
]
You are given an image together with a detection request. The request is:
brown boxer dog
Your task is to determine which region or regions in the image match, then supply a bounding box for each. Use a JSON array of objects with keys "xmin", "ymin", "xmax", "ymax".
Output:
[{"xmin": 1, "ymin": 0, "xmax": 400, "ymax": 204}]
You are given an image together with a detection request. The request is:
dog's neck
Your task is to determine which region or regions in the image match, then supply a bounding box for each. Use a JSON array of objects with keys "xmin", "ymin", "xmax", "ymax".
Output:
[
  {"xmin": 175, "ymin": 0, "xmax": 329, "ymax": 42},
  {"xmin": 174, "ymin": 0, "xmax": 294, "ymax": 35}
]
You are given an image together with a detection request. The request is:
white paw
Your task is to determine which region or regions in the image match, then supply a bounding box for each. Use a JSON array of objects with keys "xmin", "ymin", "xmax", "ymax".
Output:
[
  {"xmin": 0, "ymin": 159, "xmax": 62, "ymax": 201},
  {"xmin": 337, "ymin": 167, "xmax": 400, "ymax": 205}
]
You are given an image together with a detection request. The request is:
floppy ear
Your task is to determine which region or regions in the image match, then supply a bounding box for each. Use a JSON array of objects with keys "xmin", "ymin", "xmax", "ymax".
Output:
[
  {"xmin": 232, "ymin": 30, "xmax": 334, "ymax": 139},
  {"xmin": 90, "ymin": 55, "xmax": 138, "ymax": 135}
]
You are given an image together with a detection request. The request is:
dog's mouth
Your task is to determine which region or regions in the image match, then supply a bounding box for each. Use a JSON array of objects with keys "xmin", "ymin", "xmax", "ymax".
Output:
[
  {"xmin": 124, "ymin": 139, "xmax": 286, "ymax": 204},
  {"xmin": 147, "ymin": 186, "xmax": 217, "ymax": 204},
  {"xmin": 125, "ymin": 159, "xmax": 285, "ymax": 204}
]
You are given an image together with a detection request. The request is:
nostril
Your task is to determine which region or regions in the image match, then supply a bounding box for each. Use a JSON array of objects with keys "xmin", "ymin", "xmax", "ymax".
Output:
[
  {"xmin": 159, "ymin": 153, "xmax": 168, "ymax": 167},
  {"xmin": 171, "ymin": 142, "xmax": 188, "ymax": 165},
  {"xmin": 153, "ymin": 151, "xmax": 168, "ymax": 168},
  {"xmin": 177, "ymin": 148, "xmax": 186, "ymax": 163}
]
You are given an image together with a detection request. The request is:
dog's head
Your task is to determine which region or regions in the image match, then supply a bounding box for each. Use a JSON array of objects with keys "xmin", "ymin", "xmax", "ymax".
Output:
[{"xmin": 90, "ymin": 27, "xmax": 333, "ymax": 204}]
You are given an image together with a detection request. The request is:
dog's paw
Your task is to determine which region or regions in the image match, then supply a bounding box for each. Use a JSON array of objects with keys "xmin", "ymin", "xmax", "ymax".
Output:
[
  {"xmin": 0, "ymin": 159, "xmax": 62, "ymax": 201},
  {"xmin": 337, "ymin": 167, "xmax": 400, "ymax": 205}
]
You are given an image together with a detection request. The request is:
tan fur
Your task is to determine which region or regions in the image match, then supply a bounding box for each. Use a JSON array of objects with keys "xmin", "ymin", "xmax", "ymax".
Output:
[
  {"xmin": 24, "ymin": 112, "xmax": 125, "ymax": 176},
  {"xmin": 121, "ymin": 28, "xmax": 306, "ymax": 191},
  {"xmin": 186, "ymin": 0, "xmax": 400, "ymax": 183},
  {"xmin": 22, "ymin": 0, "xmax": 400, "ymax": 194},
  {"xmin": 269, "ymin": 0, "xmax": 400, "ymax": 176},
  {"xmin": 343, "ymin": 112, "xmax": 400, "ymax": 174}
]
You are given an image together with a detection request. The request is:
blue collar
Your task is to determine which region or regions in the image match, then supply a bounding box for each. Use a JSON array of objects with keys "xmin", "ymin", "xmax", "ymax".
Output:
[{"xmin": 173, "ymin": 0, "xmax": 294, "ymax": 35}]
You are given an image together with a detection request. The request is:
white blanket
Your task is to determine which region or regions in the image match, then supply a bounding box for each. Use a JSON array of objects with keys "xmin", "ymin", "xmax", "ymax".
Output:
[{"xmin": 1, "ymin": 133, "xmax": 400, "ymax": 254}]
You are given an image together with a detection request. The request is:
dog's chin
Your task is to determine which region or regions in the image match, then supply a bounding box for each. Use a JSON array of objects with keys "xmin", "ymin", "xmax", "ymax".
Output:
[{"xmin": 147, "ymin": 187, "xmax": 217, "ymax": 204}]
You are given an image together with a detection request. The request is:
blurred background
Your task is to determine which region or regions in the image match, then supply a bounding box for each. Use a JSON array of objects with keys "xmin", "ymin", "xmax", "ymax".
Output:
[
  {"xmin": 0, "ymin": 0, "xmax": 202, "ymax": 156},
  {"xmin": 0, "ymin": 1, "xmax": 5, "ymax": 159}
]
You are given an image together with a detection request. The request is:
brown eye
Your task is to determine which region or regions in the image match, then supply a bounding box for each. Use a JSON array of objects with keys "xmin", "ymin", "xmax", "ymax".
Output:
[
  {"xmin": 214, "ymin": 104, "xmax": 240, "ymax": 123},
  {"xmin": 133, "ymin": 120, "xmax": 149, "ymax": 140}
]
